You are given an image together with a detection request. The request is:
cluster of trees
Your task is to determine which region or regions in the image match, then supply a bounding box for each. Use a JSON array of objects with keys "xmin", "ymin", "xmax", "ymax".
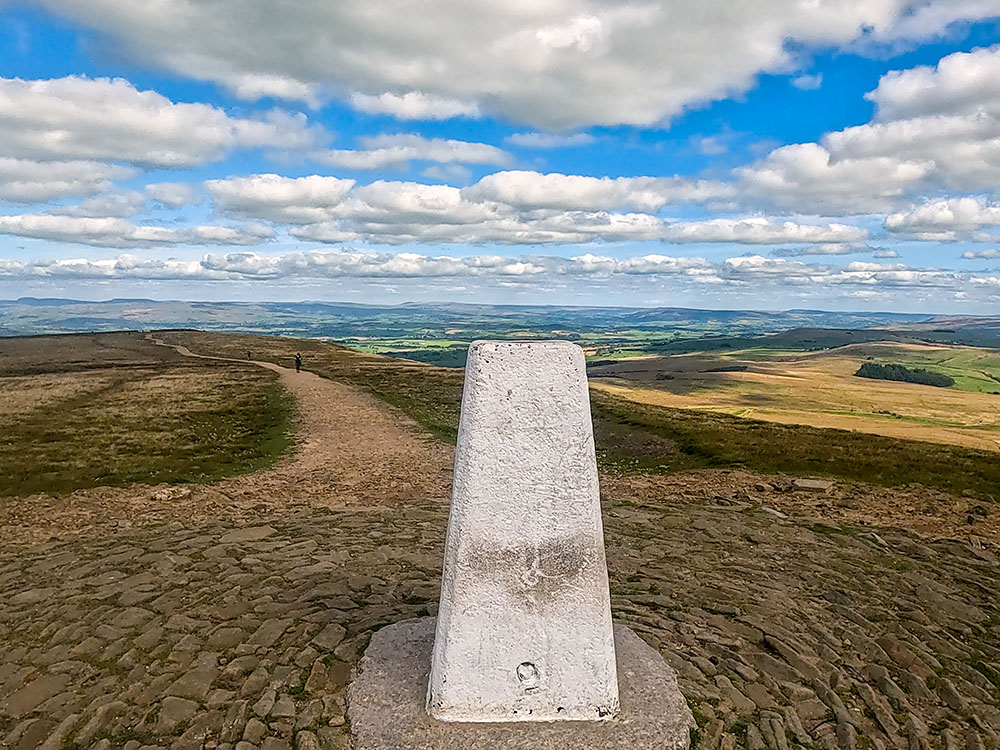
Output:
[
  {"xmin": 855, "ymin": 362, "xmax": 955, "ymax": 388},
  {"xmin": 703, "ymin": 364, "xmax": 748, "ymax": 373}
]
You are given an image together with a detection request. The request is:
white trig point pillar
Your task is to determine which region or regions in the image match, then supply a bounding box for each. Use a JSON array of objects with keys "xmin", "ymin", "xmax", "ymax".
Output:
[{"xmin": 427, "ymin": 340, "xmax": 619, "ymax": 722}]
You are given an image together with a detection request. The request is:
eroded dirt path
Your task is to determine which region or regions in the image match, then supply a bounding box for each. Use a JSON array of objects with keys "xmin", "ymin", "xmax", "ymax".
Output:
[
  {"xmin": 148, "ymin": 336, "xmax": 454, "ymax": 511},
  {"xmin": 0, "ymin": 339, "xmax": 453, "ymax": 544}
]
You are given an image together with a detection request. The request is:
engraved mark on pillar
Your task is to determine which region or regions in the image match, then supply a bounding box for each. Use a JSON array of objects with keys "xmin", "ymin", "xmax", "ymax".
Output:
[{"xmin": 516, "ymin": 662, "xmax": 541, "ymax": 694}]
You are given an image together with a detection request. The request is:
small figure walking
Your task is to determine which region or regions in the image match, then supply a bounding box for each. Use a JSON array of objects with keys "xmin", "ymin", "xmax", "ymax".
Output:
[
  {"xmin": 294, "ymin": 352, "xmax": 302, "ymax": 372},
  {"xmin": 247, "ymin": 350, "xmax": 252, "ymax": 360}
]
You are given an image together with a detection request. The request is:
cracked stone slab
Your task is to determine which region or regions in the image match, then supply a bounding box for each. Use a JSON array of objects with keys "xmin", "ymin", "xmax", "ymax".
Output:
[
  {"xmin": 219, "ymin": 525, "xmax": 277, "ymax": 544},
  {"xmin": 347, "ymin": 617, "xmax": 693, "ymax": 750}
]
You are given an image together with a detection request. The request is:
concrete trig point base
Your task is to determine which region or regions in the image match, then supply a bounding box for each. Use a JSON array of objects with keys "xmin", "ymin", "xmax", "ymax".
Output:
[
  {"xmin": 347, "ymin": 341, "xmax": 693, "ymax": 748},
  {"xmin": 348, "ymin": 618, "xmax": 693, "ymax": 749}
]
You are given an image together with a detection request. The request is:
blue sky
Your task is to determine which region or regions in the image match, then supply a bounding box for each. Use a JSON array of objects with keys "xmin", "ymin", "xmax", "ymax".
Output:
[{"xmin": 1, "ymin": 1, "xmax": 1000, "ymax": 312}]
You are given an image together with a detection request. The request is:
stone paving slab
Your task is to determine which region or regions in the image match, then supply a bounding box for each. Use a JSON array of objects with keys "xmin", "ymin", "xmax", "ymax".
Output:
[
  {"xmin": 0, "ymin": 497, "xmax": 998, "ymax": 749},
  {"xmin": 349, "ymin": 617, "xmax": 693, "ymax": 749}
]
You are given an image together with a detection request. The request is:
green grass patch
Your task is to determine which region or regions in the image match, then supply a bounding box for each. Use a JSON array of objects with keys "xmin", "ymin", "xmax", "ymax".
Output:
[
  {"xmin": 0, "ymin": 334, "xmax": 293, "ymax": 497},
  {"xmin": 825, "ymin": 410, "xmax": 987, "ymax": 428},
  {"xmin": 857, "ymin": 348, "xmax": 1000, "ymax": 394}
]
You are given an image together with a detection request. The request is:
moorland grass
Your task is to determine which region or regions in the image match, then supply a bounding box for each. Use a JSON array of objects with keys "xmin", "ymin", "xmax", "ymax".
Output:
[
  {"xmin": 161, "ymin": 330, "xmax": 1000, "ymax": 499},
  {"xmin": 589, "ymin": 390, "xmax": 1000, "ymax": 497},
  {"xmin": 0, "ymin": 333, "xmax": 292, "ymax": 497},
  {"xmin": 158, "ymin": 329, "xmax": 466, "ymax": 442}
]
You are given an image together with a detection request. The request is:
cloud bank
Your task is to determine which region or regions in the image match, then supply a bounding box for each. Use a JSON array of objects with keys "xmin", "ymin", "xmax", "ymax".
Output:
[
  {"xmin": 1, "ymin": 250, "xmax": 992, "ymax": 304},
  {"xmin": 29, "ymin": 0, "xmax": 999, "ymax": 128}
]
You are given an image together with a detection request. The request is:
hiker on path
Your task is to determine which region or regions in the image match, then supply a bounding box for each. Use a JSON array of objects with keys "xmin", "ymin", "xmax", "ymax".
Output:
[
  {"xmin": 295, "ymin": 352, "xmax": 302, "ymax": 372},
  {"xmin": 247, "ymin": 350, "xmax": 252, "ymax": 360}
]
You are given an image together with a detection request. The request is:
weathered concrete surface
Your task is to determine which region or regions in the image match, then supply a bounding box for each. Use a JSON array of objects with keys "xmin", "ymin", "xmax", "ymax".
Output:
[
  {"xmin": 351, "ymin": 618, "xmax": 693, "ymax": 750},
  {"xmin": 428, "ymin": 340, "xmax": 618, "ymax": 722}
]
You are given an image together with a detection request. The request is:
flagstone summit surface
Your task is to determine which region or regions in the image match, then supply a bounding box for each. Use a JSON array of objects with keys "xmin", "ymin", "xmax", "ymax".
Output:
[{"xmin": 2, "ymin": 499, "xmax": 998, "ymax": 750}]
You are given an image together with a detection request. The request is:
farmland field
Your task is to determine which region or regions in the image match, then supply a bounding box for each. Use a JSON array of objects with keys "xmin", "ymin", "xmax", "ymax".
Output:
[{"xmin": 589, "ymin": 341, "xmax": 1000, "ymax": 452}]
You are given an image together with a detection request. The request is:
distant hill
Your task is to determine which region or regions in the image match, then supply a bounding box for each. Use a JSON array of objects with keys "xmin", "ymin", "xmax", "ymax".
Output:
[
  {"xmin": 2, "ymin": 298, "xmax": 999, "ymax": 352},
  {"xmin": 0, "ymin": 297, "xmax": 936, "ymax": 333},
  {"xmin": 647, "ymin": 326, "xmax": 1000, "ymax": 353}
]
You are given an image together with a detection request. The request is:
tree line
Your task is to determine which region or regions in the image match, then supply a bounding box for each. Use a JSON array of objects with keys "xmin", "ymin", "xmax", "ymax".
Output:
[{"xmin": 854, "ymin": 362, "xmax": 955, "ymax": 388}]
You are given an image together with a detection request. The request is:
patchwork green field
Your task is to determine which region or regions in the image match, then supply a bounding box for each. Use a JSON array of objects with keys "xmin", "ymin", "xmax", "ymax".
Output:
[{"xmin": 10, "ymin": 298, "xmax": 1000, "ymax": 367}]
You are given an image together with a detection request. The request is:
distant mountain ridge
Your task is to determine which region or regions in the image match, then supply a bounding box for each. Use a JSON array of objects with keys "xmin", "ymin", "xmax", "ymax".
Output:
[{"xmin": 2, "ymin": 297, "xmax": 997, "ymax": 348}]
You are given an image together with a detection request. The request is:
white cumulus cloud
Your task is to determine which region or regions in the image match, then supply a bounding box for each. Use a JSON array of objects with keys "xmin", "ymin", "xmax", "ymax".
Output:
[
  {"xmin": 505, "ymin": 132, "xmax": 596, "ymax": 148},
  {"xmin": 867, "ymin": 44, "xmax": 1000, "ymax": 120},
  {"xmin": 739, "ymin": 44, "xmax": 1000, "ymax": 213},
  {"xmin": 792, "ymin": 73, "xmax": 823, "ymax": 90},
  {"xmin": 886, "ymin": 196, "xmax": 1000, "ymax": 239},
  {"xmin": 462, "ymin": 170, "xmax": 733, "ymax": 212},
  {"xmin": 206, "ymin": 174, "xmax": 356, "ymax": 224},
  {"xmin": 0, "ymin": 214, "xmax": 274, "ymax": 248},
  {"xmin": 0, "ymin": 158, "xmax": 135, "ymax": 203},
  {"xmin": 146, "ymin": 183, "xmax": 199, "ymax": 208},
  {"xmin": 27, "ymin": 0, "xmax": 1000, "ymax": 129},
  {"xmin": 51, "ymin": 192, "xmax": 147, "ymax": 218},
  {"xmin": 202, "ymin": 171, "xmax": 861, "ymax": 246},
  {"xmin": 0, "ymin": 75, "xmax": 324, "ymax": 168},
  {"xmin": 737, "ymin": 142, "xmax": 932, "ymax": 214},
  {"xmin": 317, "ymin": 134, "xmax": 510, "ymax": 171},
  {"xmin": 349, "ymin": 92, "xmax": 481, "ymax": 120},
  {"xmin": 2, "ymin": 249, "xmax": 986, "ymax": 299}
]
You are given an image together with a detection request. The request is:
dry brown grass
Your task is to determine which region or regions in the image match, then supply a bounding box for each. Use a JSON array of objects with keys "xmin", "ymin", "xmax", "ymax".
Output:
[
  {"xmin": 590, "ymin": 341, "xmax": 1000, "ymax": 452},
  {"xmin": 156, "ymin": 328, "xmax": 466, "ymax": 442}
]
